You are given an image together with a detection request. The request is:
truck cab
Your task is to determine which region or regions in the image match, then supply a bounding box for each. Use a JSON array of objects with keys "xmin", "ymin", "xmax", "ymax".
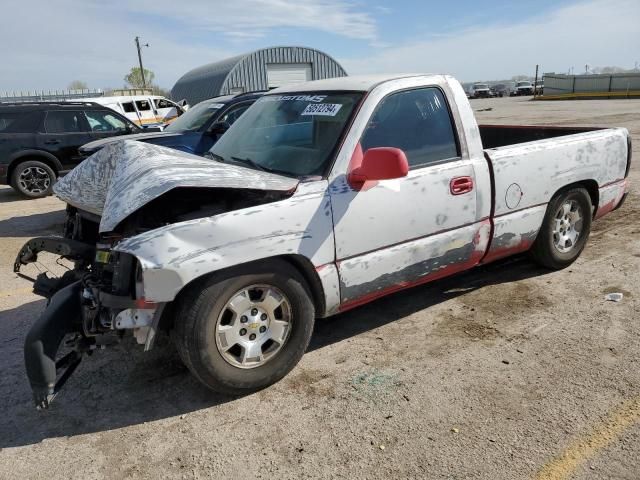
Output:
[{"xmin": 16, "ymin": 74, "xmax": 630, "ymax": 407}]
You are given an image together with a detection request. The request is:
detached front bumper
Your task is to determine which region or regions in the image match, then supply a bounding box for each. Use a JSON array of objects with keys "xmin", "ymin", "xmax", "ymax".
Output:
[
  {"xmin": 16, "ymin": 236, "xmax": 165, "ymax": 408},
  {"xmin": 24, "ymin": 281, "xmax": 84, "ymax": 409}
]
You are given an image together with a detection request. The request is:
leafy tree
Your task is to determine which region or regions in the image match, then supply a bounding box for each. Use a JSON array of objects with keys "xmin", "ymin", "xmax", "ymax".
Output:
[
  {"xmin": 68, "ymin": 80, "xmax": 88, "ymax": 90},
  {"xmin": 511, "ymin": 75, "xmax": 530, "ymax": 81},
  {"xmin": 124, "ymin": 67, "xmax": 155, "ymax": 88}
]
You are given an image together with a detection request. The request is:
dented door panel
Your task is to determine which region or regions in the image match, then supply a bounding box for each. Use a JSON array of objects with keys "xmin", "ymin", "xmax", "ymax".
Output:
[
  {"xmin": 330, "ymin": 160, "xmax": 480, "ymax": 259},
  {"xmin": 338, "ymin": 220, "xmax": 491, "ymax": 308}
]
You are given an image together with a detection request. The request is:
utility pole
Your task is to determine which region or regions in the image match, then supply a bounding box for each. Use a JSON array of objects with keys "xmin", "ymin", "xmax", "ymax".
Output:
[
  {"xmin": 533, "ymin": 64, "xmax": 539, "ymax": 98},
  {"xmin": 135, "ymin": 36, "xmax": 149, "ymax": 88}
]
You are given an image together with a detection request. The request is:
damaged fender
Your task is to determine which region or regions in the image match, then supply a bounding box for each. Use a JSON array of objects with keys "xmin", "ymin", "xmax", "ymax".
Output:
[{"xmin": 113, "ymin": 181, "xmax": 338, "ymax": 310}]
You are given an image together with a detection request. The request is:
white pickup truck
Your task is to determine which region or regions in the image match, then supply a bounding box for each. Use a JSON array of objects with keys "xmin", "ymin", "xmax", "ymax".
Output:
[{"xmin": 15, "ymin": 74, "xmax": 631, "ymax": 407}]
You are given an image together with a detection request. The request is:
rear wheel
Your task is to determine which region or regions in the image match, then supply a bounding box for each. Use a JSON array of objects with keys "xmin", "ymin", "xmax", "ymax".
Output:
[
  {"xmin": 10, "ymin": 160, "xmax": 56, "ymax": 198},
  {"xmin": 173, "ymin": 260, "xmax": 315, "ymax": 395},
  {"xmin": 530, "ymin": 188, "xmax": 592, "ymax": 269}
]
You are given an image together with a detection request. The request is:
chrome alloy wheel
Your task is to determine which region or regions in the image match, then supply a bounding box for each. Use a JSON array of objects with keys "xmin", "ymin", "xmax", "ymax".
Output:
[
  {"xmin": 215, "ymin": 284, "xmax": 293, "ymax": 369},
  {"xmin": 553, "ymin": 199, "xmax": 583, "ymax": 253},
  {"xmin": 18, "ymin": 166, "xmax": 51, "ymax": 194}
]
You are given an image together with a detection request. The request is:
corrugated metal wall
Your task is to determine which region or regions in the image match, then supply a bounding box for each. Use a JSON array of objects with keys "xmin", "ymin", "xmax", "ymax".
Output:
[
  {"xmin": 171, "ymin": 47, "xmax": 347, "ymax": 105},
  {"xmin": 222, "ymin": 46, "xmax": 347, "ymax": 95},
  {"xmin": 544, "ymin": 73, "xmax": 640, "ymax": 95}
]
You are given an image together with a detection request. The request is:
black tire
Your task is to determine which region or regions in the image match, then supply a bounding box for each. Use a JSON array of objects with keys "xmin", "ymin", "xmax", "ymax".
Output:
[
  {"xmin": 10, "ymin": 160, "xmax": 56, "ymax": 198},
  {"xmin": 530, "ymin": 187, "xmax": 592, "ymax": 270},
  {"xmin": 173, "ymin": 259, "xmax": 315, "ymax": 396}
]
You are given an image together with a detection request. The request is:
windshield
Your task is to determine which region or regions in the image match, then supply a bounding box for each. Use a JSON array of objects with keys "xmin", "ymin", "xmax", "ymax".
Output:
[
  {"xmin": 165, "ymin": 99, "xmax": 226, "ymax": 132},
  {"xmin": 474, "ymin": 84, "xmax": 489, "ymax": 89},
  {"xmin": 209, "ymin": 92, "xmax": 363, "ymax": 178},
  {"xmin": 517, "ymin": 81, "xmax": 532, "ymax": 87}
]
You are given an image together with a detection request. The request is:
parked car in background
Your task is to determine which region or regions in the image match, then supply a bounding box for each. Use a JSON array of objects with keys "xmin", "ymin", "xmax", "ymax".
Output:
[
  {"xmin": 511, "ymin": 81, "xmax": 534, "ymax": 96},
  {"xmin": 16, "ymin": 74, "xmax": 631, "ymax": 407},
  {"xmin": 469, "ymin": 83, "xmax": 492, "ymax": 98},
  {"xmin": 0, "ymin": 102, "xmax": 139, "ymax": 197},
  {"xmin": 79, "ymin": 95, "xmax": 186, "ymax": 129},
  {"xmin": 490, "ymin": 83, "xmax": 510, "ymax": 97},
  {"xmin": 80, "ymin": 91, "xmax": 265, "ymax": 156}
]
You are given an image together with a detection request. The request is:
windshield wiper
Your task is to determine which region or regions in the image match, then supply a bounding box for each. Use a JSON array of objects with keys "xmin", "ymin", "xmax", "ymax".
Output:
[
  {"xmin": 204, "ymin": 152, "xmax": 226, "ymax": 163},
  {"xmin": 227, "ymin": 156, "xmax": 295, "ymax": 178},
  {"xmin": 230, "ymin": 156, "xmax": 270, "ymax": 173}
]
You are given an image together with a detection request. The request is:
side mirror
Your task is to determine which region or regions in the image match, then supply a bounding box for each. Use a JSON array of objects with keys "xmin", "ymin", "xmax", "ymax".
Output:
[
  {"xmin": 348, "ymin": 147, "xmax": 409, "ymax": 189},
  {"xmin": 209, "ymin": 121, "xmax": 231, "ymax": 137}
]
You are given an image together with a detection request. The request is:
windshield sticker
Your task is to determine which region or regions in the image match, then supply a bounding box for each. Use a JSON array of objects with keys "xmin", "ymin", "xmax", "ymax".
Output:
[
  {"xmin": 301, "ymin": 103, "xmax": 343, "ymax": 116},
  {"xmin": 208, "ymin": 103, "xmax": 225, "ymax": 109},
  {"xmin": 263, "ymin": 95, "xmax": 327, "ymax": 103}
]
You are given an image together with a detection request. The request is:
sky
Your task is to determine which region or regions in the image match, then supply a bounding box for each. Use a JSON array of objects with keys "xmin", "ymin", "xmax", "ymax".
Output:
[{"xmin": 1, "ymin": 0, "xmax": 638, "ymax": 92}]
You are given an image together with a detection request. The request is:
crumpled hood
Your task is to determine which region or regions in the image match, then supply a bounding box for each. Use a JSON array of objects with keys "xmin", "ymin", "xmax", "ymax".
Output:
[{"xmin": 54, "ymin": 140, "xmax": 299, "ymax": 233}]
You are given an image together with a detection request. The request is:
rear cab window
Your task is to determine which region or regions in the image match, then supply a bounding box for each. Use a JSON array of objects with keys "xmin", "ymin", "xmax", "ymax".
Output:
[{"xmin": 361, "ymin": 87, "xmax": 459, "ymax": 169}]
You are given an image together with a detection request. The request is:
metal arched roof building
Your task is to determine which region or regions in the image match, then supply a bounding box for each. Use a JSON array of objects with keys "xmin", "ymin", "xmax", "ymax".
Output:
[{"xmin": 171, "ymin": 46, "xmax": 348, "ymax": 105}]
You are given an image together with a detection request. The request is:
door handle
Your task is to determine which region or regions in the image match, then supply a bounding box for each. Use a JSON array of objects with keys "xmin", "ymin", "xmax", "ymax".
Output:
[
  {"xmin": 44, "ymin": 140, "xmax": 61, "ymax": 145},
  {"xmin": 450, "ymin": 176, "xmax": 474, "ymax": 195}
]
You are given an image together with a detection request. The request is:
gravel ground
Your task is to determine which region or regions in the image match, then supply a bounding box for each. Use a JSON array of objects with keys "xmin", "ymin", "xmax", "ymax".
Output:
[{"xmin": 1, "ymin": 96, "xmax": 639, "ymax": 479}]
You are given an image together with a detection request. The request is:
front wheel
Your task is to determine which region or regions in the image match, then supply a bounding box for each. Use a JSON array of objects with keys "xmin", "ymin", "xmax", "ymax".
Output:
[
  {"xmin": 11, "ymin": 160, "xmax": 56, "ymax": 198},
  {"xmin": 530, "ymin": 187, "xmax": 592, "ymax": 270},
  {"xmin": 173, "ymin": 260, "xmax": 315, "ymax": 395}
]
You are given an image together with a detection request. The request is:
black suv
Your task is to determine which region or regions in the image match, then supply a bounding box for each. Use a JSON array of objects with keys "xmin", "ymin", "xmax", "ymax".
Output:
[{"xmin": 0, "ymin": 102, "xmax": 139, "ymax": 198}]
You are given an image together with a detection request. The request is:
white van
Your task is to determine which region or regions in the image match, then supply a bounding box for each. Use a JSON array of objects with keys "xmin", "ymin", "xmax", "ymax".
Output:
[{"xmin": 79, "ymin": 95, "xmax": 187, "ymax": 128}]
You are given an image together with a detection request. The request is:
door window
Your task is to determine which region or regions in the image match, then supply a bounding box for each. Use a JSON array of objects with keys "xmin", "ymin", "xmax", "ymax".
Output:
[
  {"xmin": 0, "ymin": 111, "xmax": 42, "ymax": 133},
  {"xmin": 84, "ymin": 110, "xmax": 129, "ymax": 132},
  {"xmin": 135, "ymin": 100, "xmax": 152, "ymax": 112},
  {"xmin": 361, "ymin": 87, "xmax": 459, "ymax": 168},
  {"xmin": 121, "ymin": 102, "xmax": 136, "ymax": 113},
  {"xmin": 154, "ymin": 98, "xmax": 174, "ymax": 109},
  {"xmin": 44, "ymin": 111, "xmax": 86, "ymax": 133}
]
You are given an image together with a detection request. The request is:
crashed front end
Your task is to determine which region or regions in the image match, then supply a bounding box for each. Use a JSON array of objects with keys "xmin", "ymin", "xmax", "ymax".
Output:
[
  {"xmin": 15, "ymin": 140, "xmax": 298, "ymax": 408},
  {"xmin": 15, "ymin": 208, "xmax": 166, "ymax": 409}
]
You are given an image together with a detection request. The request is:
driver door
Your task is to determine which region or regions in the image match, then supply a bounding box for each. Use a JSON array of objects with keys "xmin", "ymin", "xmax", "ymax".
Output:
[{"xmin": 330, "ymin": 86, "xmax": 484, "ymax": 308}]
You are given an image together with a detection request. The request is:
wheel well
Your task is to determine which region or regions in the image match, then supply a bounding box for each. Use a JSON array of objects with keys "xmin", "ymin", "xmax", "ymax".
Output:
[
  {"xmin": 160, "ymin": 254, "xmax": 327, "ymax": 332},
  {"xmin": 8, "ymin": 155, "xmax": 59, "ymax": 182},
  {"xmin": 279, "ymin": 254, "xmax": 326, "ymax": 316},
  {"xmin": 554, "ymin": 179, "xmax": 599, "ymax": 214}
]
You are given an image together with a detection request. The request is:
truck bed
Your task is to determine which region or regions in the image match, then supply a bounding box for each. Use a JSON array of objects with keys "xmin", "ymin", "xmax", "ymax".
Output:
[
  {"xmin": 479, "ymin": 125, "xmax": 629, "ymax": 263},
  {"xmin": 479, "ymin": 124, "xmax": 604, "ymax": 149}
]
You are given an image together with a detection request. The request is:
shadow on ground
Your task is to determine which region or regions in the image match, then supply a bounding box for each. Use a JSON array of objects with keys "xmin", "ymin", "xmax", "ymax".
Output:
[
  {"xmin": 0, "ymin": 209, "xmax": 65, "ymax": 237},
  {"xmin": 0, "ymin": 187, "xmax": 30, "ymax": 204},
  {"xmin": 0, "ymin": 255, "xmax": 549, "ymax": 448}
]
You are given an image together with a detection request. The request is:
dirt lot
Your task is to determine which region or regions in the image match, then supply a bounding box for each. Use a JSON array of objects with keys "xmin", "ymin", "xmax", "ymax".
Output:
[{"xmin": 1, "ymin": 96, "xmax": 639, "ymax": 479}]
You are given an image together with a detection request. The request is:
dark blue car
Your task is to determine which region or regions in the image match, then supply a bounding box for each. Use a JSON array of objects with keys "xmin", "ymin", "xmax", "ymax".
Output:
[{"xmin": 80, "ymin": 91, "xmax": 265, "ymax": 156}]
